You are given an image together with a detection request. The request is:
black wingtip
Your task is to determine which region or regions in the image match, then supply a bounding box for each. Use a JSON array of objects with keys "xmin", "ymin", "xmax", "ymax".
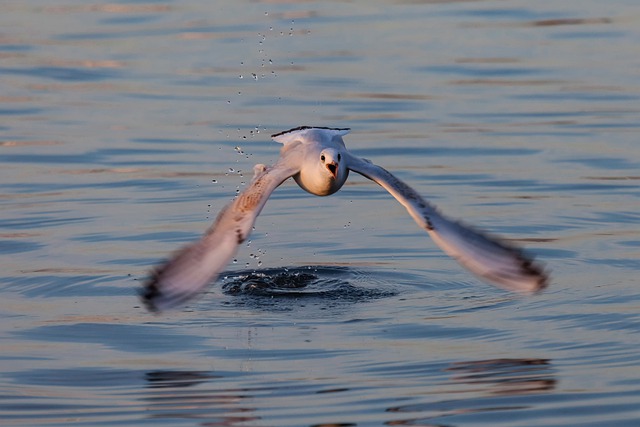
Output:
[
  {"xmin": 139, "ymin": 271, "xmax": 162, "ymax": 313},
  {"xmin": 140, "ymin": 261, "xmax": 176, "ymax": 313},
  {"xmin": 518, "ymin": 254, "xmax": 550, "ymax": 293}
]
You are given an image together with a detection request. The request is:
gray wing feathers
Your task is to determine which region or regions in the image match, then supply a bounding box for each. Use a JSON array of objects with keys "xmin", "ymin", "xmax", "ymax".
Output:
[
  {"xmin": 346, "ymin": 153, "xmax": 548, "ymax": 293},
  {"xmin": 141, "ymin": 162, "xmax": 299, "ymax": 312}
]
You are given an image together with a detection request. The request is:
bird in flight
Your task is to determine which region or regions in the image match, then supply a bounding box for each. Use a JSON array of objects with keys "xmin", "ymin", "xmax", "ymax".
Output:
[{"xmin": 141, "ymin": 126, "xmax": 548, "ymax": 312}]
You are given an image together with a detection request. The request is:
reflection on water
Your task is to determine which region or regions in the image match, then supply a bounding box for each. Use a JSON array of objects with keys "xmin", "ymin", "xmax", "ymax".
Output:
[
  {"xmin": 445, "ymin": 358, "xmax": 556, "ymax": 396},
  {"xmin": 387, "ymin": 359, "xmax": 556, "ymax": 426},
  {"xmin": 1, "ymin": 0, "xmax": 640, "ymax": 426},
  {"xmin": 138, "ymin": 358, "xmax": 555, "ymax": 426}
]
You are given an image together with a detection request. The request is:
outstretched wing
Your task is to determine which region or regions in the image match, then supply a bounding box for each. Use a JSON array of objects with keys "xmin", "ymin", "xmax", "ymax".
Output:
[
  {"xmin": 141, "ymin": 160, "xmax": 300, "ymax": 312},
  {"xmin": 345, "ymin": 153, "xmax": 548, "ymax": 293}
]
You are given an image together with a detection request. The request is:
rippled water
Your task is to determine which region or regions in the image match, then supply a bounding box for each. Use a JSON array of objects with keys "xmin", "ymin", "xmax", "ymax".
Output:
[{"xmin": 1, "ymin": 1, "xmax": 639, "ymax": 426}]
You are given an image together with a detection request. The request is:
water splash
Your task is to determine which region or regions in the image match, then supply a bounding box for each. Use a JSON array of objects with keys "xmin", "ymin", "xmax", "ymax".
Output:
[{"xmin": 221, "ymin": 266, "xmax": 397, "ymax": 302}]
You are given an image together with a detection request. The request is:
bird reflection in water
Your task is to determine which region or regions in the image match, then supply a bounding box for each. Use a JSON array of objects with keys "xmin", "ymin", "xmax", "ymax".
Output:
[
  {"xmin": 143, "ymin": 370, "xmax": 260, "ymax": 426},
  {"xmin": 141, "ymin": 358, "xmax": 555, "ymax": 426},
  {"xmin": 386, "ymin": 358, "xmax": 556, "ymax": 426},
  {"xmin": 445, "ymin": 358, "xmax": 556, "ymax": 396}
]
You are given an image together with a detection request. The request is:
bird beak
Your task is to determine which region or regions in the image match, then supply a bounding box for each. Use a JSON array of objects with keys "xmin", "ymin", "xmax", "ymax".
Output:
[{"xmin": 326, "ymin": 162, "xmax": 338, "ymax": 179}]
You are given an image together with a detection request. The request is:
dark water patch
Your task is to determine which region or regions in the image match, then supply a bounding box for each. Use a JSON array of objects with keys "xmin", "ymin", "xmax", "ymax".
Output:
[
  {"xmin": 618, "ymin": 239, "xmax": 640, "ymax": 248},
  {"xmin": 2, "ymin": 178, "xmax": 197, "ymax": 195},
  {"xmin": 52, "ymin": 21, "xmax": 265, "ymax": 42},
  {"xmin": 513, "ymin": 91, "xmax": 639, "ymax": 102},
  {"xmin": 0, "ymin": 153, "xmax": 97, "ymax": 164},
  {"xmin": 0, "ymin": 214, "xmax": 92, "ymax": 230},
  {"xmin": 455, "ymin": 110, "xmax": 593, "ymax": 122},
  {"xmin": 534, "ymin": 247, "xmax": 578, "ymax": 260},
  {"xmin": 0, "ymin": 147, "xmax": 194, "ymax": 166},
  {"xmin": 558, "ymin": 210, "xmax": 640, "ymax": 226},
  {"xmin": 205, "ymin": 346, "xmax": 357, "ymax": 362},
  {"xmin": 530, "ymin": 182, "xmax": 636, "ymax": 194},
  {"xmin": 99, "ymin": 15, "xmax": 161, "ymax": 26},
  {"xmin": 349, "ymin": 99, "xmax": 423, "ymax": 114},
  {"xmin": 360, "ymin": 360, "xmax": 450, "ymax": 379},
  {"xmin": 0, "ymin": 66, "xmax": 121, "ymax": 82},
  {"xmin": 0, "ymin": 44, "xmax": 32, "ymax": 52},
  {"xmin": 564, "ymin": 122, "xmax": 640, "ymax": 130},
  {"xmin": 0, "ymin": 240, "xmax": 44, "ymax": 255},
  {"xmin": 10, "ymin": 367, "xmax": 145, "ymax": 388},
  {"xmin": 470, "ymin": 178, "xmax": 541, "ymax": 189},
  {"xmin": 452, "ymin": 7, "xmax": 552, "ymax": 21},
  {"xmin": 422, "ymin": 64, "xmax": 546, "ymax": 78},
  {"xmin": 551, "ymin": 30, "xmax": 627, "ymax": 40},
  {"xmin": 0, "ymin": 107, "xmax": 44, "ymax": 116},
  {"xmin": 71, "ymin": 231, "xmax": 197, "ymax": 244},
  {"xmin": 585, "ymin": 257, "xmax": 640, "ymax": 270},
  {"xmin": 557, "ymin": 156, "xmax": 639, "ymax": 170},
  {"xmin": 518, "ymin": 309, "xmax": 640, "ymax": 334},
  {"xmin": 0, "ymin": 274, "xmax": 127, "ymax": 298},
  {"xmin": 132, "ymin": 137, "xmax": 217, "ymax": 145},
  {"xmin": 15, "ymin": 323, "xmax": 206, "ymax": 353},
  {"xmin": 484, "ymin": 129, "xmax": 594, "ymax": 138},
  {"xmin": 366, "ymin": 322, "xmax": 507, "ymax": 341},
  {"xmin": 123, "ymin": 92, "xmax": 224, "ymax": 102},
  {"xmin": 94, "ymin": 147, "xmax": 187, "ymax": 157}
]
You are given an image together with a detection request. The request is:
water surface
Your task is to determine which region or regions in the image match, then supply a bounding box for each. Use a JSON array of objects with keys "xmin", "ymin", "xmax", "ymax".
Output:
[{"xmin": 1, "ymin": 1, "xmax": 639, "ymax": 426}]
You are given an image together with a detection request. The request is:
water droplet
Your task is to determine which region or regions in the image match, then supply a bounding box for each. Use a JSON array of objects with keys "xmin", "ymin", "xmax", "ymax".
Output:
[
  {"xmin": 212, "ymin": 179, "xmax": 217, "ymax": 183},
  {"xmin": 232, "ymin": 259, "xmax": 238, "ymax": 264},
  {"xmin": 258, "ymin": 261, "xmax": 263, "ymax": 266}
]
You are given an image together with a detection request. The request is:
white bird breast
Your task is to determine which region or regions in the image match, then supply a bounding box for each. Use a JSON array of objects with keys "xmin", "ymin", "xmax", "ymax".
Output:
[{"xmin": 293, "ymin": 160, "xmax": 349, "ymax": 196}]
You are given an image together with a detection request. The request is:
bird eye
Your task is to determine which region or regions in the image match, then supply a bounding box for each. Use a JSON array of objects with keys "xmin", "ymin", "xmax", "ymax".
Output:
[
  {"xmin": 337, "ymin": 154, "xmax": 341, "ymax": 161},
  {"xmin": 321, "ymin": 154, "xmax": 325, "ymax": 161}
]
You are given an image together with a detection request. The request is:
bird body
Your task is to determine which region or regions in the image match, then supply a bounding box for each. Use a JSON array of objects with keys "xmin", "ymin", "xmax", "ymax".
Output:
[
  {"xmin": 273, "ymin": 126, "xmax": 350, "ymax": 196},
  {"xmin": 142, "ymin": 126, "xmax": 548, "ymax": 312}
]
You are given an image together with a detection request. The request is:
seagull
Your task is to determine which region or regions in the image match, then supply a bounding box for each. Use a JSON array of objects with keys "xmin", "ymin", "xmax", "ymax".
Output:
[{"xmin": 141, "ymin": 126, "xmax": 548, "ymax": 312}]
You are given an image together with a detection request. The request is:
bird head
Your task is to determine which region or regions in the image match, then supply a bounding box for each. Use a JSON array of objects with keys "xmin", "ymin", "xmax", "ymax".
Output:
[{"xmin": 320, "ymin": 148, "xmax": 342, "ymax": 180}]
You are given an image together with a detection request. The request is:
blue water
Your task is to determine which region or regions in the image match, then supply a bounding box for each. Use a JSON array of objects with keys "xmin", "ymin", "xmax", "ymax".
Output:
[{"xmin": 1, "ymin": 1, "xmax": 639, "ymax": 426}]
